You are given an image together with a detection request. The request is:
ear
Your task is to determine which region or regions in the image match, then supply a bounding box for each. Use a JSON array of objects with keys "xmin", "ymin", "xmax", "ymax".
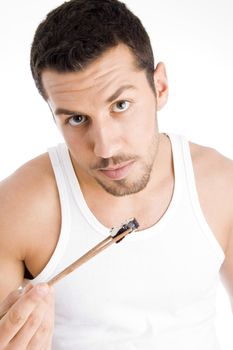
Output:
[{"xmin": 153, "ymin": 62, "xmax": 168, "ymax": 111}]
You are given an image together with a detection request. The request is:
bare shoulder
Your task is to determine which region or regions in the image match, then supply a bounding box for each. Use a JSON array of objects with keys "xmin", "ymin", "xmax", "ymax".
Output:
[
  {"xmin": 189, "ymin": 141, "xmax": 233, "ymax": 253},
  {"xmin": 190, "ymin": 141, "xmax": 233, "ymax": 193},
  {"xmin": 190, "ymin": 141, "xmax": 233, "ymax": 171},
  {"xmin": 0, "ymin": 153, "xmax": 60, "ymax": 280}
]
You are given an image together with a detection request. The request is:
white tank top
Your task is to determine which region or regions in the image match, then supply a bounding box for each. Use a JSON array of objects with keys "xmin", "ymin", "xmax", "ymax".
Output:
[{"xmin": 32, "ymin": 134, "xmax": 225, "ymax": 350}]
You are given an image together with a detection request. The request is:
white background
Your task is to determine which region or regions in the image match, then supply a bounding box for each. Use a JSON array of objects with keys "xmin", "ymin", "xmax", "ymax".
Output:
[{"xmin": 0, "ymin": 0, "xmax": 232, "ymax": 348}]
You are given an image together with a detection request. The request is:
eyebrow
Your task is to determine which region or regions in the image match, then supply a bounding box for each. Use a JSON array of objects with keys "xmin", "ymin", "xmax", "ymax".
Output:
[
  {"xmin": 106, "ymin": 84, "xmax": 136, "ymax": 103},
  {"xmin": 54, "ymin": 107, "xmax": 79, "ymax": 116},
  {"xmin": 54, "ymin": 84, "xmax": 136, "ymax": 117}
]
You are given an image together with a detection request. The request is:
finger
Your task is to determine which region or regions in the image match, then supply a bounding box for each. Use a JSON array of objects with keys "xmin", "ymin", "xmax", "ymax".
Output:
[
  {"xmin": 0, "ymin": 283, "xmax": 51, "ymax": 347},
  {"xmin": 9, "ymin": 292, "xmax": 53, "ymax": 349},
  {"xmin": 0, "ymin": 283, "xmax": 32, "ymax": 320},
  {"xmin": 0, "ymin": 289, "xmax": 22, "ymax": 320},
  {"xmin": 29, "ymin": 319, "xmax": 54, "ymax": 349},
  {"xmin": 8, "ymin": 302, "xmax": 46, "ymax": 349},
  {"xmin": 46, "ymin": 333, "xmax": 54, "ymax": 350},
  {"xmin": 36, "ymin": 333, "xmax": 53, "ymax": 350},
  {"xmin": 27, "ymin": 290, "xmax": 54, "ymax": 350}
]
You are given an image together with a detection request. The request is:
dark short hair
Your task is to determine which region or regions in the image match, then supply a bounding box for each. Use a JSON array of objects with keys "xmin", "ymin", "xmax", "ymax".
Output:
[{"xmin": 30, "ymin": 0, "xmax": 155, "ymax": 99}]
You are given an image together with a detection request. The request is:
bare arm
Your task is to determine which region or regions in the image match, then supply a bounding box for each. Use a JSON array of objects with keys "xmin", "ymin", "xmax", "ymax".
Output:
[
  {"xmin": 217, "ymin": 158, "xmax": 233, "ymax": 311},
  {"xmin": 190, "ymin": 143, "xmax": 233, "ymax": 311},
  {"xmin": 220, "ymin": 223, "xmax": 233, "ymax": 312},
  {"xmin": 0, "ymin": 154, "xmax": 59, "ymax": 349}
]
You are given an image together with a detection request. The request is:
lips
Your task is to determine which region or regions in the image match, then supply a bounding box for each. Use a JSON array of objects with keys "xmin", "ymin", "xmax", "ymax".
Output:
[{"xmin": 99, "ymin": 161, "xmax": 134, "ymax": 180}]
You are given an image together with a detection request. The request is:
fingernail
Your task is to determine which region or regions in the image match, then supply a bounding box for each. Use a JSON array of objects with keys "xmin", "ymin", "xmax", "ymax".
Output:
[
  {"xmin": 36, "ymin": 284, "xmax": 49, "ymax": 296},
  {"xmin": 17, "ymin": 285, "xmax": 24, "ymax": 294},
  {"xmin": 18, "ymin": 282, "xmax": 32, "ymax": 295}
]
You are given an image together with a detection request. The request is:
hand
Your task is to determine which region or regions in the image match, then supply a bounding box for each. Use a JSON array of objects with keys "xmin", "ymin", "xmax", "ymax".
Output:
[{"xmin": 0, "ymin": 283, "xmax": 54, "ymax": 349}]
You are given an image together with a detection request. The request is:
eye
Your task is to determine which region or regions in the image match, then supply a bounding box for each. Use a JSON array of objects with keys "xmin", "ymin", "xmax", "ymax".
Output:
[
  {"xmin": 67, "ymin": 114, "xmax": 87, "ymax": 126},
  {"xmin": 112, "ymin": 100, "xmax": 130, "ymax": 113}
]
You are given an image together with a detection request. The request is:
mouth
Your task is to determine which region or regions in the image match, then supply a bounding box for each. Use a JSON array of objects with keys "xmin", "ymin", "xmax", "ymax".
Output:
[{"xmin": 99, "ymin": 160, "xmax": 135, "ymax": 180}]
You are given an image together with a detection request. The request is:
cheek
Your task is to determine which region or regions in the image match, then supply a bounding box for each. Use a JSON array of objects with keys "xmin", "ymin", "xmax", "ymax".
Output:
[
  {"xmin": 126, "ymin": 122, "xmax": 157, "ymax": 156},
  {"xmin": 60, "ymin": 126, "xmax": 85, "ymax": 147},
  {"xmin": 128, "ymin": 105, "xmax": 157, "ymax": 140}
]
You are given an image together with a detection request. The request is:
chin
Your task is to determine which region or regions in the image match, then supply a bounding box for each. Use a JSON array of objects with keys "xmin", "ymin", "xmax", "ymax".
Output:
[{"xmin": 95, "ymin": 174, "xmax": 151, "ymax": 197}]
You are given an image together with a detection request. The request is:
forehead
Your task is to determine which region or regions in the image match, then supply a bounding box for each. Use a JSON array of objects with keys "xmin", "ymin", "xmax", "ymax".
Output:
[{"xmin": 41, "ymin": 44, "xmax": 142, "ymax": 101}]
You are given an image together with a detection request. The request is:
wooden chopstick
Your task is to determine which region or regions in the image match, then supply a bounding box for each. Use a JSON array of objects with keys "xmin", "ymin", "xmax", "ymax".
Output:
[{"xmin": 47, "ymin": 219, "xmax": 139, "ymax": 286}]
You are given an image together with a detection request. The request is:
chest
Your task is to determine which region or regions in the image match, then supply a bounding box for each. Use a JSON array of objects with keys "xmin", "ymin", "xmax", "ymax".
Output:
[{"xmin": 52, "ymin": 218, "xmax": 222, "ymax": 327}]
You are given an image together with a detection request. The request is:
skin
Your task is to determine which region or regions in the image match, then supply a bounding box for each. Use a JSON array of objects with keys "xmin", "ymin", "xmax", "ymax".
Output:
[
  {"xmin": 0, "ymin": 283, "xmax": 54, "ymax": 349},
  {"xmin": 0, "ymin": 43, "xmax": 233, "ymax": 348}
]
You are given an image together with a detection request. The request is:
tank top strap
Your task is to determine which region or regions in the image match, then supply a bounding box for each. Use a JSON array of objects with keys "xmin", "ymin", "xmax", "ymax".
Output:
[
  {"xmin": 166, "ymin": 133, "xmax": 187, "ymax": 190},
  {"xmin": 177, "ymin": 134, "xmax": 225, "ymax": 262},
  {"xmin": 32, "ymin": 144, "xmax": 71, "ymax": 284}
]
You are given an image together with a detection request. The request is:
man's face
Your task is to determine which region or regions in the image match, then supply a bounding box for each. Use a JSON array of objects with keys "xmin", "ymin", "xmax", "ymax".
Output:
[{"xmin": 42, "ymin": 44, "xmax": 167, "ymax": 196}]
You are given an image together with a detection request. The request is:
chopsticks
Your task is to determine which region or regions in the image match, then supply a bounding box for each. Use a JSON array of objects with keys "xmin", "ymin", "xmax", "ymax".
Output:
[{"xmin": 47, "ymin": 218, "xmax": 139, "ymax": 286}]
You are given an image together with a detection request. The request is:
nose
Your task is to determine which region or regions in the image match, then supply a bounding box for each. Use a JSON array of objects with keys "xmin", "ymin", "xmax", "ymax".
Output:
[{"xmin": 90, "ymin": 120, "xmax": 121, "ymax": 159}]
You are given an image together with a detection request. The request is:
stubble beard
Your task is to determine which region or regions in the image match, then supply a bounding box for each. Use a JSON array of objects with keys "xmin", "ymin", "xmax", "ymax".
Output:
[{"xmin": 93, "ymin": 136, "xmax": 159, "ymax": 197}]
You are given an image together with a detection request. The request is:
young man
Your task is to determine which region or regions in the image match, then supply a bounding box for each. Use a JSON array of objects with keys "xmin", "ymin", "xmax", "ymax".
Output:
[{"xmin": 0, "ymin": 0, "xmax": 232, "ymax": 348}]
